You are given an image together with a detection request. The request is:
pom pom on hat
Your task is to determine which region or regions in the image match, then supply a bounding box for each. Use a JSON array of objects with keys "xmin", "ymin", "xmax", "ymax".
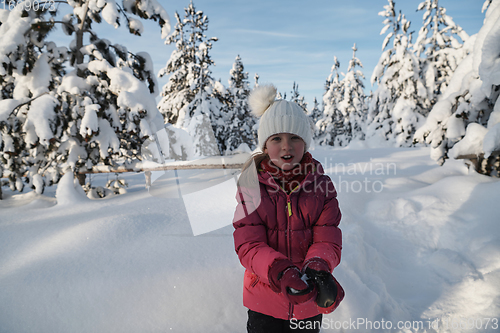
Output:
[
  {"xmin": 248, "ymin": 84, "xmax": 277, "ymax": 117},
  {"xmin": 249, "ymin": 83, "xmax": 312, "ymax": 151}
]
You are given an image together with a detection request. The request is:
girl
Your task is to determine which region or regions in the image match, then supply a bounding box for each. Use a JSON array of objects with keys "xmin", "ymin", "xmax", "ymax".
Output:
[{"xmin": 233, "ymin": 84, "xmax": 344, "ymax": 333}]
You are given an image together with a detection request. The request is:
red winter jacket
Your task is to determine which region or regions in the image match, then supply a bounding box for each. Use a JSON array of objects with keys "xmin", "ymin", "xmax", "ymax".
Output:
[{"xmin": 233, "ymin": 159, "xmax": 342, "ymax": 320}]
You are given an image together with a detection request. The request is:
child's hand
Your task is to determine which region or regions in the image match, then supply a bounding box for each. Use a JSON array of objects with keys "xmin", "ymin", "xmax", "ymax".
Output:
[
  {"xmin": 280, "ymin": 267, "xmax": 317, "ymax": 305},
  {"xmin": 304, "ymin": 268, "xmax": 337, "ymax": 308},
  {"xmin": 302, "ymin": 257, "xmax": 345, "ymax": 313},
  {"xmin": 304, "ymin": 267, "xmax": 345, "ymax": 314}
]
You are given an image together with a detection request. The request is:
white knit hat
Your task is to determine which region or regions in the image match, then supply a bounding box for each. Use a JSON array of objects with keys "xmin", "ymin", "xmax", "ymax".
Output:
[{"xmin": 248, "ymin": 84, "xmax": 312, "ymax": 151}]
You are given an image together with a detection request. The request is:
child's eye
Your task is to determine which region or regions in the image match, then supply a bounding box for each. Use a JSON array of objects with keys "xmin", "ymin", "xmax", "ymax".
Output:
[
  {"xmin": 291, "ymin": 136, "xmax": 301, "ymax": 140},
  {"xmin": 271, "ymin": 136, "xmax": 281, "ymax": 141}
]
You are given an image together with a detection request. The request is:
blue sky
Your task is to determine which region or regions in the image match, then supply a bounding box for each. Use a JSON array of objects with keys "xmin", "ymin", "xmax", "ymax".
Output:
[{"xmin": 89, "ymin": 0, "xmax": 485, "ymax": 107}]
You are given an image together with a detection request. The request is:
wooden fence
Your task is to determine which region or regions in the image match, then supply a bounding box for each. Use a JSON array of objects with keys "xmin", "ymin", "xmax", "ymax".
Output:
[{"xmin": 77, "ymin": 162, "xmax": 245, "ymax": 187}]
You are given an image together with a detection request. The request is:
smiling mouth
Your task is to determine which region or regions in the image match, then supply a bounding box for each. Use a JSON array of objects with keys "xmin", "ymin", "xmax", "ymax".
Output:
[{"xmin": 281, "ymin": 155, "xmax": 294, "ymax": 161}]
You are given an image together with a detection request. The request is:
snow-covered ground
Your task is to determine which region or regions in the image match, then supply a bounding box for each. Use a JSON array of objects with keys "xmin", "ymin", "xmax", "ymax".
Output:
[{"xmin": 1, "ymin": 146, "xmax": 499, "ymax": 333}]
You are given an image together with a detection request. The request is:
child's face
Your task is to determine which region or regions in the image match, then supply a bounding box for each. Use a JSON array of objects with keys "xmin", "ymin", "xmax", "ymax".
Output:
[{"xmin": 264, "ymin": 133, "xmax": 305, "ymax": 171}]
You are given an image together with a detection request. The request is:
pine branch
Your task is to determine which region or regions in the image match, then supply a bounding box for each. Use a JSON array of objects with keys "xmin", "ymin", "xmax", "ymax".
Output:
[{"xmin": 10, "ymin": 92, "xmax": 49, "ymax": 117}]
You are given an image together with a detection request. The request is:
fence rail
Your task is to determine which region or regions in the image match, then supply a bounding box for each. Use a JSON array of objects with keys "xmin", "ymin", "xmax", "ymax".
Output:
[
  {"xmin": 76, "ymin": 163, "xmax": 244, "ymax": 186},
  {"xmin": 77, "ymin": 163, "xmax": 244, "ymax": 174}
]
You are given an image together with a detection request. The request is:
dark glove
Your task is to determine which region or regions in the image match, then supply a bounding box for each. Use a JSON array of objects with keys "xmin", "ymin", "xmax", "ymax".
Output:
[
  {"xmin": 303, "ymin": 258, "xmax": 330, "ymax": 273},
  {"xmin": 305, "ymin": 266, "xmax": 345, "ymax": 314},
  {"xmin": 305, "ymin": 268, "xmax": 337, "ymax": 308}
]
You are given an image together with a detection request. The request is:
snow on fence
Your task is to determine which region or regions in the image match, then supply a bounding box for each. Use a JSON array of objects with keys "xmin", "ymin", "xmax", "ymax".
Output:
[
  {"xmin": 76, "ymin": 153, "xmax": 250, "ymax": 186},
  {"xmin": 0, "ymin": 154, "xmax": 250, "ymax": 199}
]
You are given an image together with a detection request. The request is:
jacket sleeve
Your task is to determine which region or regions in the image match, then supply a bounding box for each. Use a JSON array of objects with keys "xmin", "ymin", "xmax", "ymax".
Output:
[
  {"xmin": 233, "ymin": 185, "xmax": 288, "ymax": 285},
  {"xmin": 303, "ymin": 176, "xmax": 342, "ymax": 272}
]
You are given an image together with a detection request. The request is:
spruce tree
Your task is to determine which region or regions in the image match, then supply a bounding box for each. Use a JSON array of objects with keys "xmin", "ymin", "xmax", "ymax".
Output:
[
  {"xmin": 218, "ymin": 55, "xmax": 256, "ymax": 154},
  {"xmin": 367, "ymin": 0, "xmax": 428, "ymax": 147},
  {"xmin": 157, "ymin": 1, "xmax": 221, "ymax": 157},
  {"xmin": 415, "ymin": 0, "xmax": 470, "ymax": 107},
  {"xmin": 289, "ymin": 82, "xmax": 308, "ymax": 112},
  {"xmin": 336, "ymin": 43, "xmax": 367, "ymax": 145},
  {"xmin": 309, "ymin": 97, "xmax": 322, "ymax": 125},
  {"xmin": 316, "ymin": 56, "xmax": 344, "ymax": 146}
]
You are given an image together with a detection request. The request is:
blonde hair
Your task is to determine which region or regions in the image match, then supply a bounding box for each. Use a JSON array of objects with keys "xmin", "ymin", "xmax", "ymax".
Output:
[
  {"xmin": 237, "ymin": 152, "xmax": 268, "ymax": 188},
  {"xmin": 242, "ymin": 152, "xmax": 267, "ymax": 171}
]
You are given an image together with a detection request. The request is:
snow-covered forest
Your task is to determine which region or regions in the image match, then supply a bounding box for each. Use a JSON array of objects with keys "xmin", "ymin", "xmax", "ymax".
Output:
[
  {"xmin": 1, "ymin": 0, "xmax": 499, "ymax": 198},
  {"xmin": 0, "ymin": 0, "xmax": 500, "ymax": 197}
]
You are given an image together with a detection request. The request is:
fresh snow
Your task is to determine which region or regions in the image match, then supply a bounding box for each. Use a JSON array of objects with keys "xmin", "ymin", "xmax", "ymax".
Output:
[{"xmin": 1, "ymin": 146, "xmax": 499, "ymax": 333}]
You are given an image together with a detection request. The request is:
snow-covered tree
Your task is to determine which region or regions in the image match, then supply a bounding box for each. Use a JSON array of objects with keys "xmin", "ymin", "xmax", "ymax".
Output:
[
  {"xmin": 157, "ymin": 2, "xmax": 222, "ymax": 157},
  {"xmin": 289, "ymin": 82, "xmax": 308, "ymax": 112},
  {"xmin": 0, "ymin": 0, "xmax": 170, "ymax": 196},
  {"xmin": 414, "ymin": 0, "xmax": 500, "ymax": 176},
  {"xmin": 367, "ymin": 0, "xmax": 428, "ymax": 147},
  {"xmin": 216, "ymin": 55, "xmax": 256, "ymax": 154},
  {"xmin": 309, "ymin": 97, "xmax": 322, "ymax": 125},
  {"xmin": 316, "ymin": 56, "xmax": 344, "ymax": 146},
  {"xmin": 336, "ymin": 43, "xmax": 367, "ymax": 145},
  {"xmin": 415, "ymin": 0, "xmax": 470, "ymax": 106}
]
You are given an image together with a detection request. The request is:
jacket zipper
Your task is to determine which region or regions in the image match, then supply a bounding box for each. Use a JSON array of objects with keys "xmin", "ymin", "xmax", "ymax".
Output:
[
  {"xmin": 286, "ymin": 192, "xmax": 293, "ymax": 320},
  {"xmin": 285, "ymin": 193, "xmax": 292, "ymax": 258}
]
